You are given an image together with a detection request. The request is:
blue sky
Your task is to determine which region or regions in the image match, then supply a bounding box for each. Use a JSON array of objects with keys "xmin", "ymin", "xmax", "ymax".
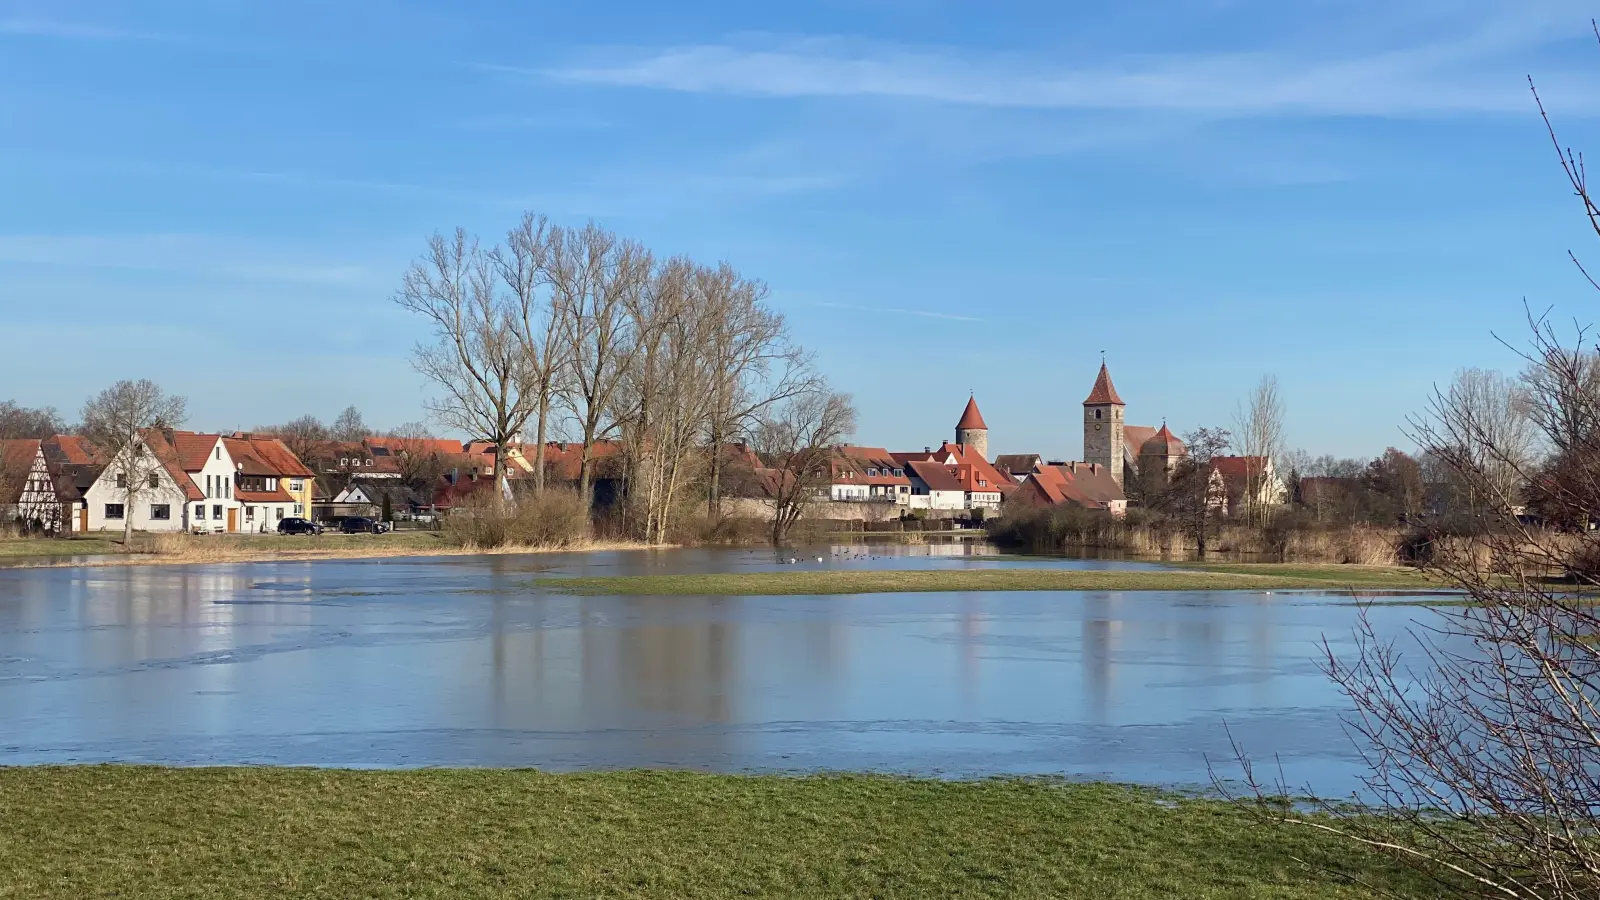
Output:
[{"xmin": 4, "ymin": 0, "xmax": 1600, "ymax": 459}]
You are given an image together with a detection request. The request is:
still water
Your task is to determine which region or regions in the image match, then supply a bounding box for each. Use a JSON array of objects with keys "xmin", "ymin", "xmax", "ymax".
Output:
[{"xmin": 0, "ymin": 545, "xmax": 1436, "ymax": 793}]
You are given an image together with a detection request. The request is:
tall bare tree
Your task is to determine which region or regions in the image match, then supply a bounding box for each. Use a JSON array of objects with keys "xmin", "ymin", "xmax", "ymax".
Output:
[
  {"xmin": 547, "ymin": 222, "xmax": 653, "ymax": 503},
  {"xmin": 332, "ymin": 405, "xmax": 368, "ymax": 443},
  {"xmin": 80, "ymin": 379, "xmax": 186, "ymax": 545},
  {"xmin": 490, "ymin": 212, "xmax": 573, "ymax": 495},
  {"xmin": 1162, "ymin": 426, "xmax": 1230, "ymax": 555},
  {"xmin": 395, "ymin": 228, "xmax": 539, "ymax": 496},
  {"xmin": 752, "ymin": 389, "xmax": 856, "ymax": 545},
  {"xmin": 1232, "ymin": 375, "xmax": 1286, "ymax": 527}
]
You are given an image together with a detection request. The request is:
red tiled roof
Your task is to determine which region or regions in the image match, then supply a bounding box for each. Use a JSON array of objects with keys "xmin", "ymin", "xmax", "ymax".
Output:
[
  {"xmin": 0, "ymin": 439, "xmax": 40, "ymax": 474},
  {"xmin": 143, "ymin": 431, "xmax": 205, "ymax": 501},
  {"xmin": 955, "ymin": 396, "xmax": 987, "ymax": 430},
  {"xmin": 1083, "ymin": 362, "xmax": 1125, "ymax": 406},
  {"xmin": 45, "ymin": 434, "xmax": 101, "ymax": 466},
  {"xmin": 366, "ymin": 436, "xmax": 464, "ymax": 457},
  {"xmin": 906, "ymin": 459, "xmax": 964, "ymax": 492},
  {"xmin": 936, "ymin": 442, "xmax": 1015, "ymax": 495},
  {"xmin": 244, "ymin": 437, "xmax": 315, "ymax": 478},
  {"xmin": 169, "ymin": 432, "xmax": 221, "ymax": 472},
  {"xmin": 828, "ymin": 454, "xmax": 909, "ymax": 487},
  {"xmin": 1139, "ymin": 424, "xmax": 1185, "ymax": 455},
  {"xmin": 1016, "ymin": 463, "xmax": 1125, "ymax": 510}
]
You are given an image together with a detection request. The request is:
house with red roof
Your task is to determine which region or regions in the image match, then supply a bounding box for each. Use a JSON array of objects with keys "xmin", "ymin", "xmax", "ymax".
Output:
[
  {"xmin": 1008, "ymin": 461, "xmax": 1128, "ymax": 516},
  {"xmin": 834, "ymin": 446, "xmax": 912, "ymax": 504},
  {"xmin": 1211, "ymin": 455, "xmax": 1286, "ymax": 516},
  {"xmin": 0, "ymin": 439, "xmax": 61, "ymax": 532},
  {"xmin": 53, "ymin": 430, "xmax": 201, "ymax": 533}
]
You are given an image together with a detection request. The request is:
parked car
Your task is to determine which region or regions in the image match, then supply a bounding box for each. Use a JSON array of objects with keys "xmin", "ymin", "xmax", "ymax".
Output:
[
  {"xmin": 277, "ymin": 517, "xmax": 322, "ymax": 536},
  {"xmin": 339, "ymin": 517, "xmax": 389, "ymax": 534}
]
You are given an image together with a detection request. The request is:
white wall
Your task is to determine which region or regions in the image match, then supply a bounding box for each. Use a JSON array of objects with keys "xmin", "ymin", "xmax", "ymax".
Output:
[
  {"xmin": 187, "ymin": 438, "xmax": 242, "ymax": 533},
  {"xmin": 83, "ymin": 451, "xmax": 191, "ymax": 533}
]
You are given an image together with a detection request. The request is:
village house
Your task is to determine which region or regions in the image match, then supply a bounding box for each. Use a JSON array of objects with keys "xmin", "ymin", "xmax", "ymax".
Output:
[
  {"xmin": 71, "ymin": 431, "xmax": 199, "ymax": 533},
  {"xmin": 1008, "ymin": 461, "xmax": 1128, "ymax": 516},
  {"xmin": 1212, "ymin": 455, "xmax": 1287, "ymax": 516},
  {"xmin": 0, "ymin": 439, "xmax": 61, "ymax": 532}
]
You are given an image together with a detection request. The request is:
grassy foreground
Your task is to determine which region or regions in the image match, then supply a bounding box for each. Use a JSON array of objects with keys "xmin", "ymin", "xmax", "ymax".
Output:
[
  {"xmin": 0, "ymin": 768, "xmax": 1425, "ymax": 899},
  {"xmin": 539, "ymin": 563, "xmax": 1438, "ymax": 596}
]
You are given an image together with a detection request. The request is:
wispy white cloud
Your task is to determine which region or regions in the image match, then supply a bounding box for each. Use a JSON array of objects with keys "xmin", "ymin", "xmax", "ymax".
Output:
[
  {"xmin": 541, "ymin": 11, "xmax": 1597, "ymax": 119},
  {"xmin": 0, "ymin": 234, "xmax": 374, "ymax": 286},
  {"xmin": 814, "ymin": 300, "xmax": 980, "ymax": 322}
]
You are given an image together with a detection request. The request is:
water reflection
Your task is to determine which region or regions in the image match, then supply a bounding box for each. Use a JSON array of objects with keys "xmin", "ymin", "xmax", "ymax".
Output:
[{"xmin": 0, "ymin": 547, "xmax": 1435, "ymax": 792}]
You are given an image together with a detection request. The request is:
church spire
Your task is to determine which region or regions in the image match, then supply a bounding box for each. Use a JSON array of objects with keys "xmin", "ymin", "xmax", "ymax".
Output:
[{"xmin": 1083, "ymin": 361, "xmax": 1125, "ymax": 406}]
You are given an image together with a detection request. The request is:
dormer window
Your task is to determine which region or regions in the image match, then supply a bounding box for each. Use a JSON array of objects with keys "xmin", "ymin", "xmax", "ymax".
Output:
[
  {"xmin": 867, "ymin": 467, "xmax": 878, "ymax": 476},
  {"xmin": 893, "ymin": 468, "xmax": 903, "ymax": 477}
]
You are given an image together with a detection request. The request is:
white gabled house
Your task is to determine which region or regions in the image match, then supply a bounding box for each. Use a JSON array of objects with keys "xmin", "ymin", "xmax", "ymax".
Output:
[{"xmin": 79, "ymin": 432, "xmax": 202, "ymax": 533}]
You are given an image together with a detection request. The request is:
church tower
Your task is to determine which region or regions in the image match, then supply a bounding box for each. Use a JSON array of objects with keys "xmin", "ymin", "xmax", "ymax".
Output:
[
  {"xmin": 1083, "ymin": 361, "xmax": 1126, "ymax": 485},
  {"xmin": 955, "ymin": 395, "xmax": 989, "ymax": 461}
]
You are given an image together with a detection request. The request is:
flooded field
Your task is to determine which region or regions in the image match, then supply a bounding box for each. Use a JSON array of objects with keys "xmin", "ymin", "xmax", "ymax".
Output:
[{"xmin": 0, "ymin": 545, "xmax": 1440, "ymax": 793}]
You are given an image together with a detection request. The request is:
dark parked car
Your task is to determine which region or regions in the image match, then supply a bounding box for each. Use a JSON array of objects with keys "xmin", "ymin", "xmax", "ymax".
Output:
[
  {"xmin": 339, "ymin": 517, "xmax": 389, "ymax": 534},
  {"xmin": 277, "ymin": 517, "xmax": 322, "ymax": 536}
]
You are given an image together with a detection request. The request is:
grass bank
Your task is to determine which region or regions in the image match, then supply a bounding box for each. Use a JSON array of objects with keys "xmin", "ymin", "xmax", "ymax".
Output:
[
  {"xmin": 0, "ymin": 767, "xmax": 1425, "ymax": 899},
  {"xmin": 0, "ymin": 532, "xmax": 649, "ymax": 568},
  {"xmin": 538, "ymin": 563, "xmax": 1438, "ymax": 596}
]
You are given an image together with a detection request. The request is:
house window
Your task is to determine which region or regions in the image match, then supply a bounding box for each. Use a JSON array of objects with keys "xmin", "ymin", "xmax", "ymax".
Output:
[
  {"xmin": 893, "ymin": 468, "xmax": 903, "ymax": 477},
  {"xmin": 150, "ymin": 504, "xmax": 170, "ymax": 521},
  {"xmin": 194, "ymin": 504, "xmax": 204, "ymax": 519},
  {"xmin": 867, "ymin": 467, "xmax": 878, "ymax": 477},
  {"xmin": 366, "ymin": 459, "xmax": 373, "ymax": 466},
  {"xmin": 245, "ymin": 506, "xmax": 255, "ymax": 520},
  {"xmin": 294, "ymin": 503, "xmax": 304, "ymax": 516},
  {"xmin": 116, "ymin": 473, "xmax": 127, "ymax": 489},
  {"xmin": 290, "ymin": 480, "xmax": 303, "ymax": 492},
  {"xmin": 978, "ymin": 479, "xmax": 987, "ymax": 487},
  {"xmin": 276, "ymin": 508, "xmax": 285, "ymax": 520},
  {"xmin": 104, "ymin": 504, "xmax": 125, "ymax": 520},
  {"xmin": 212, "ymin": 504, "xmax": 223, "ymax": 520},
  {"xmin": 214, "ymin": 447, "xmax": 220, "ymax": 460},
  {"xmin": 148, "ymin": 473, "xmax": 159, "ymax": 488},
  {"xmin": 340, "ymin": 458, "xmax": 349, "ymax": 466}
]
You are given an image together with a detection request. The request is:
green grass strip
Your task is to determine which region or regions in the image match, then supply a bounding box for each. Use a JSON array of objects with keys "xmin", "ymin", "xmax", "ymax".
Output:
[
  {"xmin": 0, "ymin": 767, "xmax": 1431, "ymax": 899},
  {"xmin": 536, "ymin": 564, "xmax": 1438, "ymax": 596}
]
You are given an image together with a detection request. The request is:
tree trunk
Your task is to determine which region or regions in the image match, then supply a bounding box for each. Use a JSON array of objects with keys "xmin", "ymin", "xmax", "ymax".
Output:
[{"xmin": 533, "ymin": 394, "xmax": 549, "ymax": 494}]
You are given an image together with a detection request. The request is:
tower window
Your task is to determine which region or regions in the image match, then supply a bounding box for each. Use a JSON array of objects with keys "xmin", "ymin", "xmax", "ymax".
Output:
[{"xmin": 1095, "ymin": 409, "xmax": 1103, "ymax": 420}]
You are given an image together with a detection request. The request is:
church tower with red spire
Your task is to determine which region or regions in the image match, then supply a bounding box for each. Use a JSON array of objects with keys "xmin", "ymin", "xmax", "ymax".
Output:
[
  {"xmin": 954, "ymin": 395, "xmax": 989, "ymax": 461},
  {"xmin": 1083, "ymin": 361, "xmax": 1126, "ymax": 485}
]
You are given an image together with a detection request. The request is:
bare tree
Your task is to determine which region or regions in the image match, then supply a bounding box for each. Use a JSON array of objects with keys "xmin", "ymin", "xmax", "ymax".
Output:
[
  {"xmin": 1232, "ymin": 375, "xmax": 1286, "ymax": 527},
  {"xmin": 257, "ymin": 414, "xmax": 328, "ymax": 465},
  {"xmin": 1161, "ymin": 427, "xmax": 1230, "ymax": 555},
  {"xmin": 332, "ymin": 405, "xmax": 368, "ymax": 443},
  {"xmin": 700, "ymin": 264, "xmax": 818, "ymax": 520},
  {"xmin": 752, "ymin": 389, "xmax": 856, "ymax": 545},
  {"xmin": 1224, "ymin": 47, "xmax": 1600, "ymax": 899},
  {"xmin": 1424, "ymin": 367, "xmax": 1537, "ymax": 515},
  {"xmin": 395, "ymin": 228, "xmax": 539, "ymax": 497},
  {"xmin": 0, "ymin": 401, "xmax": 66, "ymax": 439},
  {"xmin": 80, "ymin": 379, "xmax": 186, "ymax": 545},
  {"xmin": 491, "ymin": 212, "xmax": 574, "ymax": 495},
  {"xmin": 547, "ymin": 222, "xmax": 653, "ymax": 504}
]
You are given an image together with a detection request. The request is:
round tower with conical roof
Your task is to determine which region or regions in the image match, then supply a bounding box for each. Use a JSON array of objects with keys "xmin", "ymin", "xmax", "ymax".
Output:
[
  {"xmin": 1138, "ymin": 423, "xmax": 1186, "ymax": 488},
  {"xmin": 1083, "ymin": 361, "xmax": 1126, "ymax": 485},
  {"xmin": 955, "ymin": 395, "xmax": 989, "ymax": 461}
]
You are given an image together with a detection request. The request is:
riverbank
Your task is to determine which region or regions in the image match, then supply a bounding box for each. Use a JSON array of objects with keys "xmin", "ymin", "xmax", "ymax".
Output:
[
  {"xmin": 0, "ymin": 767, "xmax": 1423, "ymax": 899},
  {"xmin": 538, "ymin": 563, "xmax": 1440, "ymax": 596},
  {"xmin": 0, "ymin": 533, "xmax": 651, "ymax": 567}
]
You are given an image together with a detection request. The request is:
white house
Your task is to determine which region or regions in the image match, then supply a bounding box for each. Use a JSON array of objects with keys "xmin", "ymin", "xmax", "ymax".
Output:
[
  {"xmin": 905, "ymin": 460, "xmax": 968, "ymax": 511},
  {"xmin": 171, "ymin": 432, "xmax": 243, "ymax": 533},
  {"xmin": 79, "ymin": 433, "xmax": 200, "ymax": 533}
]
